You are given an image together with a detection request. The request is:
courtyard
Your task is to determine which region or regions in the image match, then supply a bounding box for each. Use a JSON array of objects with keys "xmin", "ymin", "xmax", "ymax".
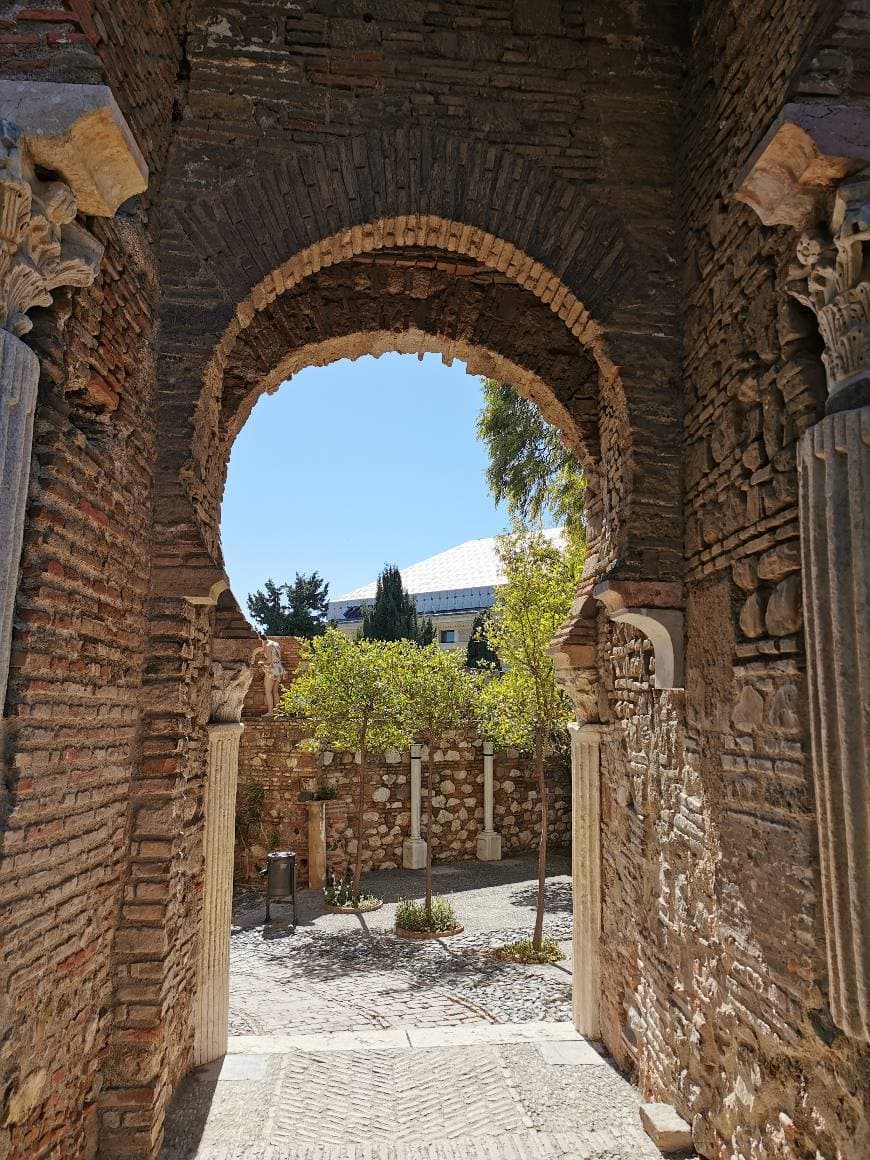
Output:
[{"xmin": 161, "ymin": 857, "xmax": 677, "ymax": 1159}]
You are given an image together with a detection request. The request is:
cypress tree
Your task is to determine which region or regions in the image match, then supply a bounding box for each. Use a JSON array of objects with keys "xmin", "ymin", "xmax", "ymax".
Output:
[
  {"xmin": 466, "ymin": 610, "xmax": 501, "ymax": 670},
  {"xmin": 361, "ymin": 564, "xmax": 433, "ymax": 645}
]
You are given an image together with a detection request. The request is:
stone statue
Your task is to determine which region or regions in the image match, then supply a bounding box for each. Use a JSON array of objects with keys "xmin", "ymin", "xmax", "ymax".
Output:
[{"xmin": 251, "ymin": 635, "xmax": 284, "ymax": 715}]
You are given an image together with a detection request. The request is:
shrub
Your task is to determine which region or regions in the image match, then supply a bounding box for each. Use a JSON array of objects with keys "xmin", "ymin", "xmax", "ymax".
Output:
[
  {"xmin": 395, "ymin": 895, "xmax": 457, "ymax": 933},
  {"xmin": 323, "ymin": 870, "xmax": 380, "ymax": 911},
  {"xmin": 492, "ymin": 933, "xmax": 565, "ymax": 964}
]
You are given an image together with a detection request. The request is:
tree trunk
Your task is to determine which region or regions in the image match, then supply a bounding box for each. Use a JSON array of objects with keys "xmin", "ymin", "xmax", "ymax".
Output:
[
  {"xmin": 425, "ymin": 744, "xmax": 434, "ymax": 916},
  {"xmin": 533, "ymin": 728, "xmax": 547, "ymax": 952},
  {"xmin": 353, "ymin": 738, "xmax": 367, "ymax": 899}
]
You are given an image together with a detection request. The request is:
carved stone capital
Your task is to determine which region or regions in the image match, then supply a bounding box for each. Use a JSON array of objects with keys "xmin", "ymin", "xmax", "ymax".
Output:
[
  {"xmin": 209, "ymin": 660, "xmax": 253, "ymax": 724},
  {"xmin": 787, "ymin": 173, "xmax": 870, "ymax": 411},
  {"xmin": 0, "ymin": 120, "xmax": 103, "ymax": 337}
]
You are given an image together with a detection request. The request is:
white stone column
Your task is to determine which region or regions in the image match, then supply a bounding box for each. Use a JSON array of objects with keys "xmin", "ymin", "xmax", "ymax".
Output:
[
  {"xmin": 798, "ymin": 407, "xmax": 869, "ymax": 1040},
  {"xmin": 194, "ymin": 721, "xmax": 243, "ymax": 1066},
  {"xmin": 402, "ymin": 743, "xmax": 426, "ymax": 869},
  {"xmin": 570, "ymin": 722, "xmax": 602, "ymax": 1039},
  {"xmin": 0, "ymin": 329, "xmax": 39, "ymax": 715},
  {"xmin": 477, "ymin": 740, "xmax": 502, "ymax": 860}
]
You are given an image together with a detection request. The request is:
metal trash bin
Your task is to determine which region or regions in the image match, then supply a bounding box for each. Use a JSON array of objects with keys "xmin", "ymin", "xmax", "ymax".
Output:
[{"xmin": 260, "ymin": 850, "xmax": 297, "ymax": 925}]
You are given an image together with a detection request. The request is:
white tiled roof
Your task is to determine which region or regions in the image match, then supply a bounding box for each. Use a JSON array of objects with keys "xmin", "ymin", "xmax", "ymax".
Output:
[{"xmin": 328, "ymin": 528, "xmax": 564, "ymax": 620}]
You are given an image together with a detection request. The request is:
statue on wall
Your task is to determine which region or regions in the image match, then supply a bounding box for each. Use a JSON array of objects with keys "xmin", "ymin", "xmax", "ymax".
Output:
[{"xmin": 251, "ymin": 635, "xmax": 284, "ymax": 715}]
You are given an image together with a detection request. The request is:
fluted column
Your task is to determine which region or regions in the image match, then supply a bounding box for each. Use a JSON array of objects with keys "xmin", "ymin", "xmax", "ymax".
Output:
[
  {"xmin": 402, "ymin": 743, "xmax": 426, "ymax": 869},
  {"xmin": 570, "ymin": 722, "xmax": 602, "ymax": 1038},
  {"xmin": 785, "ymin": 174, "xmax": 870, "ymax": 1041},
  {"xmin": 194, "ymin": 722, "xmax": 244, "ymax": 1066},
  {"xmin": 477, "ymin": 740, "xmax": 502, "ymax": 860},
  {"xmin": 798, "ymin": 408, "xmax": 869, "ymax": 1039},
  {"xmin": 0, "ymin": 329, "xmax": 39, "ymax": 715}
]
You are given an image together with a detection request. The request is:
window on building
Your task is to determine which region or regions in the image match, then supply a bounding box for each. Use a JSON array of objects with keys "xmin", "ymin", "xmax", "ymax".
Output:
[{"xmin": 439, "ymin": 629, "xmax": 456, "ymax": 644}]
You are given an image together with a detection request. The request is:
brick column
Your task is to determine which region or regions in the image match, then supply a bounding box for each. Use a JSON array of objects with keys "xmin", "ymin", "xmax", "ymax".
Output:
[
  {"xmin": 570, "ymin": 723, "xmax": 602, "ymax": 1039},
  {"xmin": 0, "ymin": 118, "xmax": 103, "ymax": 716},
  {"xmin": 194, "ymin": 722, "xmax": 244, "ymax": 1066}
]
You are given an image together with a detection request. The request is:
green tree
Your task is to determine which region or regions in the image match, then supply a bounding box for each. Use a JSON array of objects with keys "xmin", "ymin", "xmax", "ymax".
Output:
[
  {"xmin": 396, "ymin": 643, "xmax": 480, "ymax": 919},
  {"xmin": 478, "ymin": 528, "xmax": 576, "ymax": 951},
  {"xmin": 247, "ymin": 572, "xmax": 329, "ymax": 637},
  {"xmin": 465, "ymin": 610, "xmax": 501, "ymax": 672},
  {"xmin": 476, "ymin": 378, "xmax": 586, "ymax": 560},
  {"xmin": 287, "ymin": 629, "xmax": 411, "ymax": 898},
  {"xmin": 361, "ymin": 564, "xmax": 434, "ymax": 645}
]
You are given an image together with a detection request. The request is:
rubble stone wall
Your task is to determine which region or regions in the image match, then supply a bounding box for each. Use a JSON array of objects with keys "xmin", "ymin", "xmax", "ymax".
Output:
[
  {"xmin": 593, "ymin": 4, "xmax": 870, "ymax": 1160},
  {"xmin": 235, "ymin": 719, "xmax": 570, "ymax": 887}
]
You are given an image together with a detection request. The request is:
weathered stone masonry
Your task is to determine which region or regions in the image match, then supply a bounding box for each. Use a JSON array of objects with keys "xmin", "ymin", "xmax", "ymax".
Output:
[
  {"xmin": 234, "ymin": 718, "xmax": 571, "ymax": 886},
  {"xmin": 0, "ymin": 3, "xmax": 868, "ymax": 1159}
]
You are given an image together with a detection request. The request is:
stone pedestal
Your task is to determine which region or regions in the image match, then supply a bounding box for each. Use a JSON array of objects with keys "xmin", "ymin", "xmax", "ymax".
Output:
[
  {"xmin": 798, "ymin": 406, "xmax": 869, "ymax": 1040},
  {"xmin": 194, "ymin": 722, "xmax": 243, "ymax": 1067},
  {"xmin": 0, "ymin": 330, "xmax": 39, "ymax": 716},
  {"xmin": 570, "ymin": 723, "xmax": 602, "ymax": 1039},
  {"xmin": 307, "ymin": 800, "xmax": 327, "ymax": 891},
  {"xmin": 477, "ymin": 741, "xmax": 502, "ymax": 861},
  {"xmin": 403, "ymin": 743, "xmax": 427, "ymax": 869}
]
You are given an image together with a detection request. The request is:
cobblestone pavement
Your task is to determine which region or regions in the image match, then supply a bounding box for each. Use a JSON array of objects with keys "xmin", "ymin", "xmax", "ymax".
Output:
[
  {"xmin": 162, "ymin": 857, "xmax": 672, "ymax": 1159},
  {"xmin": 230, "ymin": 856, "xmax": 575, "ymax": 1035}
]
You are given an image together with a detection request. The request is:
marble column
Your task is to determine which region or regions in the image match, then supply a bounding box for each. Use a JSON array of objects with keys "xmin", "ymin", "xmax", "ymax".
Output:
[
  {"xmin": 194, "ymin": 722, "xmax": 244, "ymax": 1066},
  {"xmin": 786, "ymin": 175, "xmax": 870, "ymax": 1042},
  {"xmin": 0, "ymin": 329, "xmax": 39, "ymax": 715},
  {"xmin": 477, "ymin": 740, "xmax": 502, "ymax": 860},
  {"xmin": 570, "ymin": 723, "xmax": 602, "ymax": 1039},
  {"xmin": 403, "ymin": 743, "xmax": 427, "ymax": 869},
  {"xmin": 798, "ymin": 405, "xmax": 869, "ymax": 1040}
]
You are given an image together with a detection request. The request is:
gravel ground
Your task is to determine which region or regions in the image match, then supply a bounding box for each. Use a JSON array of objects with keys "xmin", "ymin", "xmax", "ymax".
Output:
[{"xmin": 230, "ymin": 855, "xmax": 574, "ymax": 1034}]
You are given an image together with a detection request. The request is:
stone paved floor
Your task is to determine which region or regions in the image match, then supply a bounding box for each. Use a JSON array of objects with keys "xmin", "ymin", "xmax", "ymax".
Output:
[{"xmin": 162, "ymin": 857, "xmax": 673, "ymax": 1159}]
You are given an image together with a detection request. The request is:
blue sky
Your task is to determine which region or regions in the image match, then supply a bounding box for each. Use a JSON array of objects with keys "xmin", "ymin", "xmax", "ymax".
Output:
[{"xmin": 221, "ymin": 353, "xmax": 512, "ymax": 607}]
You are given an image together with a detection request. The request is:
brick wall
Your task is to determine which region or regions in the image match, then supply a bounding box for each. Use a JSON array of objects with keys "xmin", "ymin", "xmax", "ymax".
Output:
[
  {"xmin": 235, "ymin": 719, "xmax": 570, "ymax": 887},
  {"xmin": 0, "ymin": 214, "xmax": 158, "ymax": 1159}
]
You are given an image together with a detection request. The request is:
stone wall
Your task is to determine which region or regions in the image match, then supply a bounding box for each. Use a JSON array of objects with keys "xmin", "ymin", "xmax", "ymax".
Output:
[
  {"xmin": 591, "ymin": 4, "xmax": 870, "ymax": 1160},
  {"xmin": 235, "ymin": 719, "xmax": 570, "ymax": 887}
]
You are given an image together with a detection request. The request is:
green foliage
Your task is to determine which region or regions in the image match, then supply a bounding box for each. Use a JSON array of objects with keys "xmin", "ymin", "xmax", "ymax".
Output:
[
  {"xmin": 393, "ymin": 641, "xmax": 480, "ymax": 918},
  {"xmin": 492, "ymin": 933, "xmax": 565, "ymax": 964},
  {"xmin": 465, "ymin": 610, "xmax": 501, "ymax": 671},
  {"xmin": 247, "ymin": 572, "xmax": 329, "ymax": 637},
  {"xmin": 324, "ymin": 870, "xmax": 380, "ymax": 910},
  {"xmin": 287, "ymin": 628, "xmax": 411, "ymax": 756},
  {"xmin": 395, "ymin": 641, "xmax": 480, "ymax": 743},
  {"xmin": 360, "ymin": 564, "xmax": 434, "ymax": 645},
  {"xmin": 477, "ymin": 527, "xmax": 576, "ymax": 755},
  {"xmin": 287, "ymin": 628, "xmax": 413, "ymax": 897},
  {"xmin": 395, "ymin": 895, "xmax": 458, "ymax": 932},
  {"xmin": 476, "ymin": 379, "xmax": 586, "ymax": 560},
  {"xmin": 235, "ymin": 778, "xmax": 265, "ymax": 848}
]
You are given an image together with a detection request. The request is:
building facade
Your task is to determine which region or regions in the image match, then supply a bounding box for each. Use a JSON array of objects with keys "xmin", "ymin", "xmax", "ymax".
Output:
[{"xmin": 328, "ymin": 530, "xmax": 564, "ymax": 649}]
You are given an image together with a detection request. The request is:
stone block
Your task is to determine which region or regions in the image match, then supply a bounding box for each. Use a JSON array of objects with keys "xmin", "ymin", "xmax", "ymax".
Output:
[
  {"xmin": 639, "ymin": 1103, "xmax": 692, "ymax": 1153},
  {"xmin": 402, "ymin": 837, "xmax": 427, "ymax": 869}
]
